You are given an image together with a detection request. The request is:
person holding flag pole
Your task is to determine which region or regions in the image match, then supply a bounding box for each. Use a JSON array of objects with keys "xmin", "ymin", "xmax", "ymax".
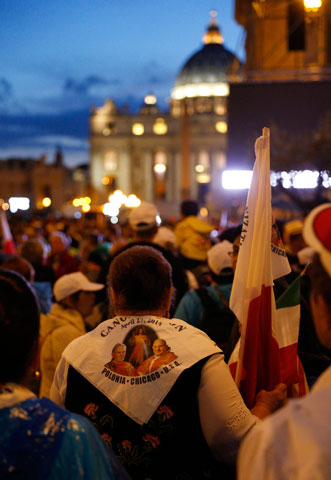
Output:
[
  {"xmin": 238, "ymin": 203, "xmax": 331, "ymax": 480},
  {"xmin": 228, "ymin": 127, "xmax": 305, "ymax": 409}
]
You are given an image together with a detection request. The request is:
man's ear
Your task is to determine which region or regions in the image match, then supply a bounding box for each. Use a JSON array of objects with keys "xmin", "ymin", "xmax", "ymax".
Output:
[{"xmin": 62, "ymin": 295, "xmax": 75, "ymax": 309}]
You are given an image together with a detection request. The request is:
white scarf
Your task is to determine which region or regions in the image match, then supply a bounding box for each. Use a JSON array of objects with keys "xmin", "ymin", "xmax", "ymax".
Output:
[{"xmin": 63, "ymin": 316, "xmax": 221, "ymax": 424}]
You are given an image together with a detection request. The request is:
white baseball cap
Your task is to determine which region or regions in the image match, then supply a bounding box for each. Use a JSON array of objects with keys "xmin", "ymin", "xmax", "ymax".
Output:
[
  {"xmin": 153, "ymin": 226, "xmax": 176, "ymax": 249},
  {"xmin": 303, "ymin": 203, "xmax": 331, "ymax": 278},
  {"xmin": 129, "ymin": 202, "xmax": 161, "ymax": 231},
  {"xmin": 207, "ymin": 240, "xmax": 233, "ymax": 275},
  {"xmin": 54, "ymin": 272, "xmax": 104, "ymax": 302}
]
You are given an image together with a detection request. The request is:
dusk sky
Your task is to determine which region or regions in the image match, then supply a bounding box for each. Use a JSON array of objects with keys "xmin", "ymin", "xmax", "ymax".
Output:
[{"xmin": 0, "ymin": 0, "xmax": 245, "ymax": 167}]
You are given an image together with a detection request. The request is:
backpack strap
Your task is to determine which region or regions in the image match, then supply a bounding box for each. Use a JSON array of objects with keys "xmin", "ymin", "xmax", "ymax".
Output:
[
  {"xmin": 213, "ymin": 287, "xmax": 230, "ymax": 308},
  {"xmin": 196, "ymin": 287, "xmax": 221, "ymax": 311}
]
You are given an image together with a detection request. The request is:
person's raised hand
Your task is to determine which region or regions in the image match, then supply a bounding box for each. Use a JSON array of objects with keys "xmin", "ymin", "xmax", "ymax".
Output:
[{"xmin": 251, "ymin": 383, "xmax": 287, "ymax": 419}]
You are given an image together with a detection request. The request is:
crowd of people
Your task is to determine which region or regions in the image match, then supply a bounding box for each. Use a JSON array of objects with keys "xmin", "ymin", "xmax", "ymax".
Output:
[{"xmin": 0, "ymin": 199, "xmax": 330, "ymax": 479}]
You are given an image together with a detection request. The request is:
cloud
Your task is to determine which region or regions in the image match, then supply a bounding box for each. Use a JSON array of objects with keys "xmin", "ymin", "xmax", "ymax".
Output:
[
  {"xmin": 63, "ymin": 75, "xmax": 119, "ymax": 96},
  {"xmin": 0, "ymin": 78, "xmax": 12, "ymax": 100},
  {"xmin": 0, "ymin": 78, "xmax": 27, "ymax": 114}
]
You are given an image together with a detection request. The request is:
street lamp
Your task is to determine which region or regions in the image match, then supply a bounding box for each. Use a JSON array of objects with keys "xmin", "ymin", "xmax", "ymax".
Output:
[{"xmin": 304, "ymin": 0, "xmax": 322, "ymax": 12}]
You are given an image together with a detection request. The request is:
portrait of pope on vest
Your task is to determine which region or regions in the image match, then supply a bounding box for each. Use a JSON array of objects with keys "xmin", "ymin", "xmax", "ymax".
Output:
[
  {"xmin": 104, "ymin": 343, "xmax": 138, "ymax": 376},
  {"xmin": 137, "ymin": 338, "xmax": 177, "ymax": 375}
]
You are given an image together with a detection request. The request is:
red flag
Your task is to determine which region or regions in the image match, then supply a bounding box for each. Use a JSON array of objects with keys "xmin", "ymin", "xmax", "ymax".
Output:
[
  {"xmin": 0, "ymin": 210, "xmax": 17, "ymax": 254},
  {"xmin": 229, "ymin": 128, "xmax": 302, "ymax": 408}
]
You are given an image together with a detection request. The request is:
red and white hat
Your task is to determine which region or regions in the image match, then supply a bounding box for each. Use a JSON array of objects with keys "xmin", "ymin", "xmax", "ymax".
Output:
[{"xmin": 303, "ymin": 203, "xmax": 331, "ymax": 278}]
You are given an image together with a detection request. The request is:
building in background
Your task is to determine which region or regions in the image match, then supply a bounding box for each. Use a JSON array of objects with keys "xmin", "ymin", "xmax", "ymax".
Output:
[
  {"xmin": 228, "ymin": 0, "xmax": 331, "ymax": 168},
  {"xmin": 89, "ymin": 13, "xmax": 241, "ymax": 215},
  {"xmin": 0, "ymin": 150, "xmax": 89, "ymax": 214}
]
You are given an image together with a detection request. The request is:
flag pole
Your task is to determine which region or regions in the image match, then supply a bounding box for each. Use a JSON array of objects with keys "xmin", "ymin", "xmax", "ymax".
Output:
[{"xmin": 262, "ymin": 127, "xmax": 270, "ymax": 137}]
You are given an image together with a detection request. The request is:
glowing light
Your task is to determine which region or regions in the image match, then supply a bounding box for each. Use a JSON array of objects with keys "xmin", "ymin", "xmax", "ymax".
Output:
[
  {"xmin": 200, "ymin": 207, "xmax": 208, "ymax": 217},
  {"xmin": 73, "ymin": 198, "xmax": 80, "ymax": 207},
  {"xmin": 2, "ymin": 203, "xmax": 9, "ymax": 211},
  {"xmin": 213, "ymin": 84, "xmax": 229, "ymax": 96},
  {"xmin": 103, "ymin": 128, "xmax": 111, "ymax": 136},
  {"xmin": 153, "ymin": 118, "xmax": 168, "ymax": 135},
  {"xmin": 171, "ymin": 82, "xmax": 229, "ymax": 99},
  {"xmin": 82, "ymin": 204, "xmax": 90, "ymax": 213},
  {"xmin": 42, "ymin": 197, "xmax": 51, "ymax": 208},
  {"xmin": 195, "ymin": 165, "xmax": 205, "ymax": 173},
  {"xmin": 102, "ymin": 176, "xmax": 110, "ymax": 185},
  {"xmin": 292, "ymin": 170, "xmax": 319, "ymax": 189},
  {"xmin": 304, "ymin": 0, "xmax": 322, "ymax": 12},
  {"xmin": 156, "ymin": 215, "xmax": 162, "ymax": 226},
  {"xmin": 154, "ymin": 163, "xmax": 167, "ymax": 174},
  {"xmin": 197, "ymin": 173, "xmax": 211, "ymax": 184},
  {"xmin": 222, "ymin": 169, "xmax": 326, "ymax": 189},
  {"xmin": 132, "ymin": 123, "xmax": 144, "ymax": 136},
  {"xmin": 215, "ymin": 121, "xmax": 228, "ymax": 133},
  {"xmin": 197, "ymin": 85, "xmax": 212, "ymax": 96},
  {"xmin": 144, "ymin": 94, "xmax": 157, "ymax": 105},
  {"xmin": 281, "ymin": 171, "xmax": 292, "ymax": 189},
  {"xmin": 222, "ymin": 170, "xmax": 253, "ymax": 189},
  {"xmin": 74, "ymin": 211, "xmax": 82, "ymax": 219},
  {"xmin": 84, "ymin": 197, "xmax": 91, "ymax": 204},
  {"xmin": 125, "ymin": 194, "xmax": 141, "ymax": 208},
  {"xmin": 8, "ymin": 197, "xmax": 30, "ymax": 213},
  {"xmin": 321, "ymin": 171, "xmax": 331, "ymax": 188},
  {"xmin": 109, "ymin": 190, "xmax": 127, "ymax": 207},
  {"xmin": 103, "ymin": 203, "xmax": 120, "ymax": 217},
  {"xmin": 110, "ymin": 216, "xmax": 119, "ymax": 224}
]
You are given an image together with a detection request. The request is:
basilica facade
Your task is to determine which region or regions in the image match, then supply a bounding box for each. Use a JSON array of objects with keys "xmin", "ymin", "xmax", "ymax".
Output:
[{"xmin": 89, "ymin": 14, "xmax": 241, "ymax": 214}]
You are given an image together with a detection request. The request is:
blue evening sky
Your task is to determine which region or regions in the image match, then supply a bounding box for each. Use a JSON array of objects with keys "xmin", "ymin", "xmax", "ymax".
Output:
[{"xmin": 0, "ymin": 0, "xmax": 245, "ymax": 166}]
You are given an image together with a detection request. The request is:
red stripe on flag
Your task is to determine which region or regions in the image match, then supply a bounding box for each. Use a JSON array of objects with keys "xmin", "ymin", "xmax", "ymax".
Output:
[
  {"xmin": 239, "ymin": 285, "xmax": 280, "ymax": 408},
  {"xmin": 4, "ymin": 239, "xmax": 17, "ymax": 255},
  {"xmin": 279, "ymin": 343, "xmax": 299, "ymax": 386}
]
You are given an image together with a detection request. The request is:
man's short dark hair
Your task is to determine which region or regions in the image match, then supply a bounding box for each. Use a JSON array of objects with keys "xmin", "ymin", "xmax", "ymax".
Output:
[
  {"xmin": 180, "ymin": 200, "xmax": 199, "ymax": 217},
  {"xmin": 20, "ymin": 240, "xmax": 44, "ymax": 266},
  {"xmin": 0, "ymin": 269, "xmax": 40, "ymax": 383},
  {"xmin": 109, "ymin": 246, "xmax": 172, "ymax": 311}
]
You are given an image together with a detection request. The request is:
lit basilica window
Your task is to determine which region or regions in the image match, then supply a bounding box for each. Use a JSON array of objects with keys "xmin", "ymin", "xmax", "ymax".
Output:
[
  {"xmin": 215, "ymin": 121, "xmax": 228, "ymax": 133},
  {"xmin": 304, "ymin": 0, "xmax": 322, "ymax": 12},
  {"xmin": 153, "ymin": 118, "xmax": 168, "ymax": 135},
  {"xmin": 214, "ymin": 98, "xmax": 226, "ymax": 115},
  {"xmin": 196, "ymin": 151, "xmax": 210, "ymax": 183},
  {"xmin": 104, "ymin": 151, "xmax": 118, "ymax": 171},
  {"xmin": 154, "ymin": 151, "xmax": 167, "ymax": 199},
  {"xmin": 144, "ymin": 94, "xmax": 157, "ymax": 105},
  {"xmin": 154, "ymin": 151, "xmax": 167, "ymax": 175},
  {"xmin": 172, "ymin": 82, "xmax": 229, "ymax": 100},
  {"xmin": 132, "ymin": 123, "xmax": 144, "ymax": 135}
]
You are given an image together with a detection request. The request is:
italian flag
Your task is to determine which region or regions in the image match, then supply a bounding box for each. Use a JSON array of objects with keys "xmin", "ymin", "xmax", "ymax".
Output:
[
  {"xmin": 276, "ymin": 274, "xmax": 308, "ymax": 397},
  {"xmin": 229, "ymin": 128, "xmax": 306, "ymax": 409},
  {"xmin": 229, "ymin": 274, "xmax": 308, "ymax": 403},
  {"xmin": 0, "ymin": 210, "xmax": 17, "ymax": 254}
]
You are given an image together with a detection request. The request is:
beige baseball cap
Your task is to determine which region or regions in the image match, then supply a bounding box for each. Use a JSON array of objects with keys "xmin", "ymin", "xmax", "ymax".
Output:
[
  {"xmin": 207, "ymin": 240, "xmax": 233, "ymax": 275},
  {"xmin": 129, "ymin": 202, "xmax": 161, "ymax": 231},
  {"xmin": 54, "ymin": 272, "xmax": 104, "ymax": 301}
]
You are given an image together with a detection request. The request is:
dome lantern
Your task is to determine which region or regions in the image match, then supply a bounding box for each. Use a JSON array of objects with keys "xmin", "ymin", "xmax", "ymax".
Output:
[
  {"xmin": 171, "ymin": 12, "xmax": 240, "ymax": 104},
  {"xmin": 203, "ymin": 10, "xmax": 224, "ymax": 45}
]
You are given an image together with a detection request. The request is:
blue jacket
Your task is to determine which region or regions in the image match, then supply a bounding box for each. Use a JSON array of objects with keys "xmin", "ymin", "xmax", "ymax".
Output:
[{"xmin": 174, "ymin": 283, "xmax": 232, "ymax": 327}]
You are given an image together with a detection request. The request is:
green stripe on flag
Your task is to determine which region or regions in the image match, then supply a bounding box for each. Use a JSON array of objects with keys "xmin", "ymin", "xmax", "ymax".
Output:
[{"xmin": 276, "ymin": 274, "xmax": 301, "ymax": 310}]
